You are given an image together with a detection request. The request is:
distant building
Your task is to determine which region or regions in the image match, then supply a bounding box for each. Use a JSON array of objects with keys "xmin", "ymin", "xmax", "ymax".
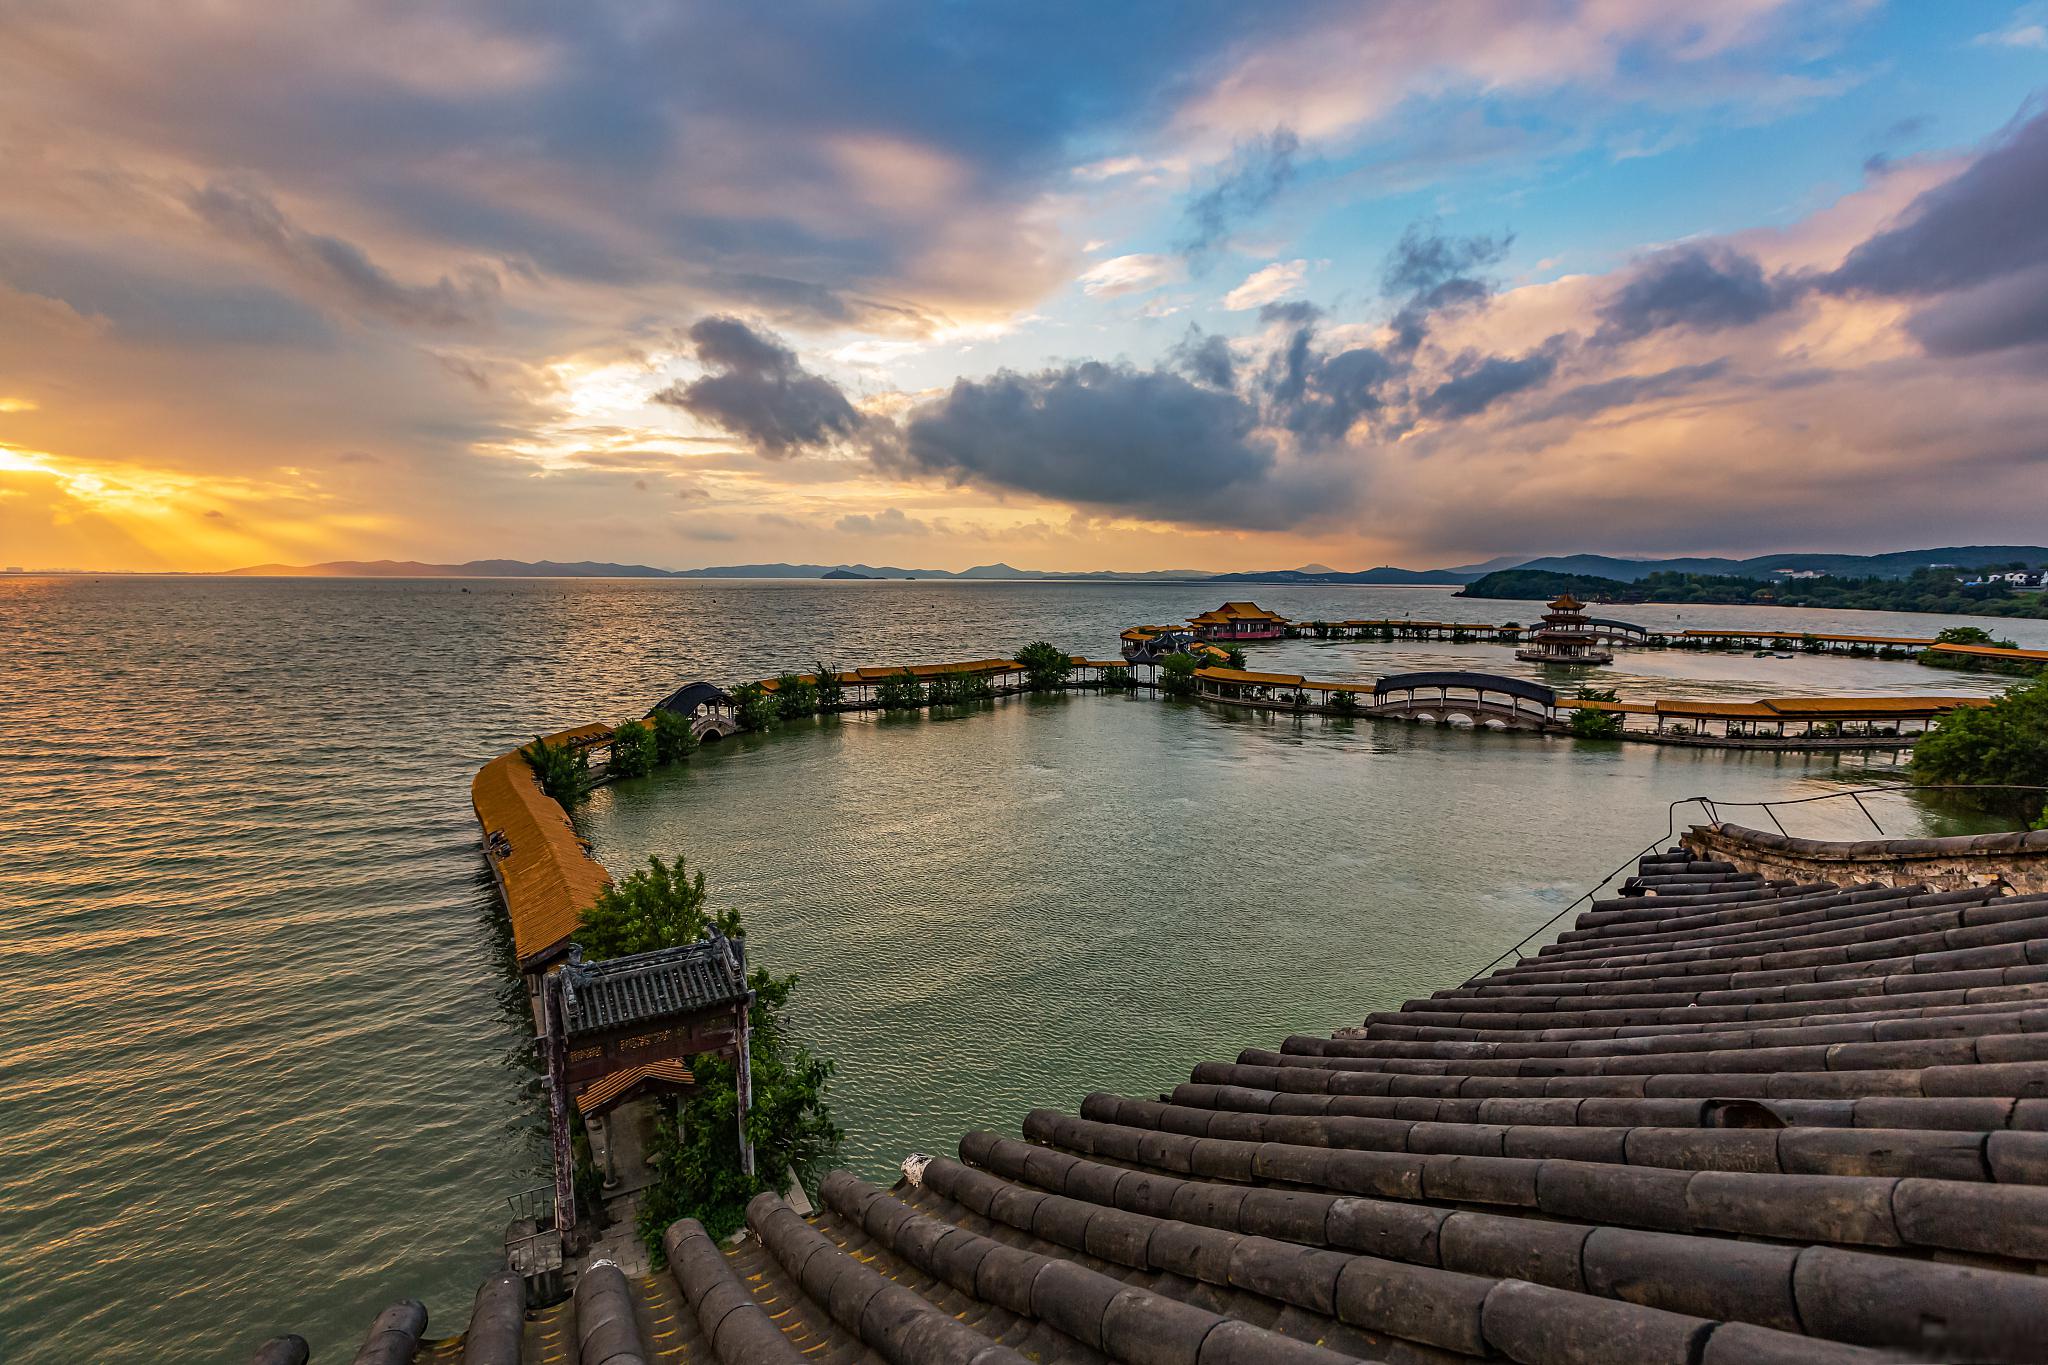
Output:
[
  {"xmin": 1770, "ymin": 568, "xmax": 1828, "ymax": 579},
  {"xmin": 1187, "ymin": 601, "xmax": 1290, "ymax": 641},
  {"xmin": 1514, "ymin": 593, "xmax": 1616, "ymax": 666},
  {"xmin": 2, "ymin": 567, "xmax": 22, "ymax": 574}
]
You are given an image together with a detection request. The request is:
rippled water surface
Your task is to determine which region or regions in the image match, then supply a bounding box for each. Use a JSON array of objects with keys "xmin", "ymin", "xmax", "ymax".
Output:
[{"xmin": 1, "ymin": 577, "xmax": 2039, "ymax": 1363}]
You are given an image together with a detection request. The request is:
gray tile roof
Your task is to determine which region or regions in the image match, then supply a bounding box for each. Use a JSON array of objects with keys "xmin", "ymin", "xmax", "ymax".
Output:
[
  {"xmin": 558, "ymin": 936, "xmax": 748, "ymax": 1037},
  {"xmin": 295, "ymin": 850, "xmax": 2048, "ymax": 1364}
]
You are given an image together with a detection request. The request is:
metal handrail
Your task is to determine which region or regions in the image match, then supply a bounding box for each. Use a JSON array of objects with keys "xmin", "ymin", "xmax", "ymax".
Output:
[{"xmin": 1462, "ymin": 783, "xmax": 2047, "ymax": 985}]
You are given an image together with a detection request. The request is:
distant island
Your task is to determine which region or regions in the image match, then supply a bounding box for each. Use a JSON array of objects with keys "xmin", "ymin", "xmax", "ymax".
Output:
[
  {"xmin": 1461, "ymin": 566, "xmax": 2048, "ymax": 619},
  {"xmin": 207, "ymin": 544, "xmax": 2048, "ymax": 588}
]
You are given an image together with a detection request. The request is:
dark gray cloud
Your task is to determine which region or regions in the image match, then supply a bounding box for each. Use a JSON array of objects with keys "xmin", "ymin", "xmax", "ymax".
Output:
[
  {"xmin": 1418, "ymin": 341, "xmax": 1565, "ymax": 420},
  {"xmin": 1380, "ymin": 222, "xmax": 1511, "ymax": 353},
  {"xmin": 1381, "ymin": 221, "xmax": 1512, "ymax": 298},
  {"xmin": 188, "ymin": 182, "xmax": 499, "ymax": 328},
  {"xmin": 1179, "ymin": 127, "xmax": 1299, "ymax": 261},
  {"xmin": 0, "ymin": 234, "xmax": 337, "ymax": 347},
  {"xmin": 1822, "ymin": 105, "xmax": 2048, "ymax": 356},
  {"xmin": 887, "ymin": 360, "xmax": 1342, "ymax": 529},
  {"xmin": 1280, "ymin": 345, "xmax": 1397, "ymax": 440},
  {"xmin": 1526, "ymin": 359, "xmax": 1730, "ymax": 422},
  {"xmin": 1829, "ymin": 105, "xmax": 2048, "ymax": 299},
  {"xmin": 652, "ymin": 316, "xmax": 864, "ymax": 456},
  {"xmin": 1169, "ymin": 326, "xmax": 1236, "ymax": 389},
  {"xmin": 1593, "ymin": 245, "xmax": 1793, "ymax": 344},
  {"xmin": 1902, "ymin": 266, "xmax": 2048, "ymax": 358}
]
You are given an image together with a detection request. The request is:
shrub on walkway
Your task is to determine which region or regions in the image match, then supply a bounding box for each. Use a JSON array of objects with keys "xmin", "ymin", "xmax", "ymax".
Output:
[{"xmin": 608, "ymin": 721, "xmax": 656, "ymax": 779}]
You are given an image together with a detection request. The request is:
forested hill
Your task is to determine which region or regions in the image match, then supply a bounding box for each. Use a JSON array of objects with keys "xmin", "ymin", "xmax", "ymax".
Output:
[{"xmin": 1459, "ymin": 567, "xmax": 2048, "ymax": 618}]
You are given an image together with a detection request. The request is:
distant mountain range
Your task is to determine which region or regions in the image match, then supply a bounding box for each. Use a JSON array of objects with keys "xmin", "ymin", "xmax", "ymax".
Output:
[
  {"xmin": 219, "ymin": 546, "xmax": 2047, "ymax": 584},
  {"xmin": 1498, "ymin": 546, "xmax": 2048, "ymax": 583}
]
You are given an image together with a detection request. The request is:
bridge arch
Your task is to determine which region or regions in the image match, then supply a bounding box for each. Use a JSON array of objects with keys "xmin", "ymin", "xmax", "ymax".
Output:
[{"xmin": 1370, "ymin": 671, "xmax": 1558, "ymax": 731}]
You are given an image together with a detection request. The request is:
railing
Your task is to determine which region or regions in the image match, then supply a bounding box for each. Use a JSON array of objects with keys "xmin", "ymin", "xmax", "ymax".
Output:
[{"xmin": 1461, "ymin": 783, "xmax": 2048, "ymax": 984}]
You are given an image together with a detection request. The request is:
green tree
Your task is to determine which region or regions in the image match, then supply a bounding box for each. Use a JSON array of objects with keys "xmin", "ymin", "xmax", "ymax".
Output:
[
  {"xmin": 926, "ymin": 672, "xmax": 964, "ymax": 705},
  {"xmin": 1158, "ymin": 651, "xmax": 1201, "ymax": 698},
  {"xmin": 523, "ymin": 734, "xmax": 591, "ymax": 805},
  {"xmin": 608, "ymin": 721, "xmax": 656, "ymax": 779},
  {"xmin": 773, "ymin": 673, "xmax": 820, "ymax": 720},
  {"xmin": 1016, "ymin": 641, "xmax": 1073, "ymax": 691},
  {"xmin": 812, "ymin": 662, "xmax": 845, "ymax": 710},
  {"xmin": 877, "ymin": 670, "xmax": 924, "ymax": 711},
  {"xmin": 1936, "ymin": 625, "xmax": 2017, "ymax": 648},
  {"xmin": 651, "ymin": 708, "xmax": 699, "ymax": 765},
  {"xmin": 731, "ymin": 682, "xmax": 779, "ymax": 730},
  {"xmin": 960, "ymin": 671, "xmax": 996, "ymax": 701},
  {"xmin": 1569, "ymin": 707, "xmax": 1624, "ymax": 739},
  {"xmin": 1222, "ymin": 645, "xmax": 1248, "ymax": 670},
  {"xmin": 575, "ymin": 858, "xmax": 841, "ymax": 1253},
  {"xmin": 1329, "ymin": 689, "xmax": 1361, "ymax": 716},
  {"xmin": 635, "ymin": 968, "xmax": 841, "ymax": 1250},
  {"xmin": 1911, "ymin": 679, "xmax": 2048, "ymax": 824},
  {"xmin": 1100, "ymin": 665, "xmax": 1134, "ymax": 690},
  {"xmin": 576, "ymin": 854, "xmax": 740, "ymax": 959}
]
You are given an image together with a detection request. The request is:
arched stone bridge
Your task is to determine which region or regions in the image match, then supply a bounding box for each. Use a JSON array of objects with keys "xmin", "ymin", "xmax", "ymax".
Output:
[{"xmin": 1369, "ymin": 671, "xmax": 1559, "ymax": 731}]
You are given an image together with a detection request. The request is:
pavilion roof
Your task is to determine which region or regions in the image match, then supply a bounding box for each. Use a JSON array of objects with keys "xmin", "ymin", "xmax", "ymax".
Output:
[
  {"xmin": 471, "ymin": 735, "xmax": 616, "ymax": 968},
  {"xmin": 1930, "ymin": 642, "xmax": 2048, "ymax": 662},
  {"xmin": 1195, "ymin": 666, "xmax": 1305, "ymax": 687},
  {"xmin": 558, "ymin": 937, "xmax": 749, "ymax": 1038}
]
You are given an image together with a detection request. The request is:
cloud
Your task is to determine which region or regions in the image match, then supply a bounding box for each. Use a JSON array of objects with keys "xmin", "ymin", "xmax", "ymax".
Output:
[
  {"xmin": 835, "ymin": 506, "xmax": 930, "ymax": 535},
  {"xmin": 1168, "ymin": 327, "xmax": 1236, "ymax": 389},
  {"xmin": 1417, "ymin": 342, "xmax": 1565, "ymax": 420},
  {"xmin": 1380, "ymin": 221, "xmax": 1512, "ymax": 352},
  {"xmin": 1974, "ymin": 18, "xmax": 2048, "ymax": 49},
  {"xmin": 1381, "ymin": 221, "xmax": 1512, "ymax": 299},
  {"xmin": 1179, "ymin": 127, "xmax": 1299, "ymax": 261},
  {"xmin": 651, "ymin": 316, "xmax": 864, "ymax": 456},
  {"xmin": 1077, "ymin": 254, "xmax": 1182, "ymax": 298},
  {"xmin": 1525, "ymin": 360, "xmax": 1732, "ymax": 422},
  {"xmin": 1277, "ymin": 343, "xmax": 1397, "ymax": 441},
  {"xmin": 885, "ymin": 360, "xmax": 1347, "ymax": 529},
  {"xmin": 1223, "ymin": 259, "xmax": 1308, "ymax": 310},
  {"xmin": 187, "ymin": 182, "xmax": 499, "ymax": 328},
  {"xmin": 1819, "ymin": 103, "xmax": 2048, "ymax": 355},
  {"xmin": 1593, "ymin": 244, "xmax": 1796, "ymax": 344}
]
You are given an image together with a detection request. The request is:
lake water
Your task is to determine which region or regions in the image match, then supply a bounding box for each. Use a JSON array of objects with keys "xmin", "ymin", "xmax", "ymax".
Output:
[{"xmin": 1, "ymin": 577, "xmax": 2039, "ymax": 1363}]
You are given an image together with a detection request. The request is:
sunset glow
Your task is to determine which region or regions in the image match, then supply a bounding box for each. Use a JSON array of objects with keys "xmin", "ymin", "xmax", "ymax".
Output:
[{"xmin": 2, "ymin": 3, "xmax": 2046, "ymax": 572}]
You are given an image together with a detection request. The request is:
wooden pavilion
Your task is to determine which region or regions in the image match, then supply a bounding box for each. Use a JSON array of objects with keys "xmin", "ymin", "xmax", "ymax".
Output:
[{"xmin": 1515, "ymin": 593, "xmax": 1615, "ymax": 665}]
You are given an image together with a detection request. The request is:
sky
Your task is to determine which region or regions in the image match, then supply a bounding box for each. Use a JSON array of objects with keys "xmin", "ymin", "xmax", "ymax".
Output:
[{"xmin": 2, "ymin": 2, "xmax": 2047, "ymax": 573}]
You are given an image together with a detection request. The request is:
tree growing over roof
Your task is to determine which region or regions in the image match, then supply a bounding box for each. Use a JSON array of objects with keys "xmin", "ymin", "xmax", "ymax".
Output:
[
  {"xmin": 731, "ymin": 681, "xmax": 778, "ymax": 730},
  {"xmin": 1911, "ymin": 678, "xmax": 2048, "ymax": 826},
  {"xmin": 651, "ymin": 707, "xmax": 698, "ymax": 764},
  {"xmin": 523, "ymin": 734, "xmax": 591, "ymax": 805},
  {"xmin": 812, "ymin": 661, "xmax": 844, "ymax": 709},
  {"xmin": 1158, "ymin": 651, "xmax": 1200, "ymax": 698},
  {"xmin": 1016, "ymin": 640, "xmax": 1072, "ymax": 691},
  {"xmin": 1936, "ymin": 625, "xmax": 2019, "ymax": 649},
  {"xmin": 1222, "ymin": 645, "xmax": 1248, "ymax": 669},
  {"xmin": 577, "ymin": 853, "xmax": 740, "ymax": 959},
  {"xmin": 608, "ymin": 721, "xmax": 656, "ymax": 779},
  {"xmin": 637, "ymin": 968, "xmax": 841, "ymax": 1249},
  {"xmin": 576, "ymin": 856, "xmax": 841, "ymax": 1251},
  {"xmin": 876, "ymin": 670, "xmax": 923, "ymax": 710},
  {"xmin": 773, "ymin": 673, "xmax": 819, "ymax": 719}
]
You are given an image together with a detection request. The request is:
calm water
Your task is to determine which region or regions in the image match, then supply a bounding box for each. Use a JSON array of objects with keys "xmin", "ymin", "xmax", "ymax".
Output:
[{"xmin": 1, "ymin": 577, "xmax": 2039, "ymax": 1363}]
